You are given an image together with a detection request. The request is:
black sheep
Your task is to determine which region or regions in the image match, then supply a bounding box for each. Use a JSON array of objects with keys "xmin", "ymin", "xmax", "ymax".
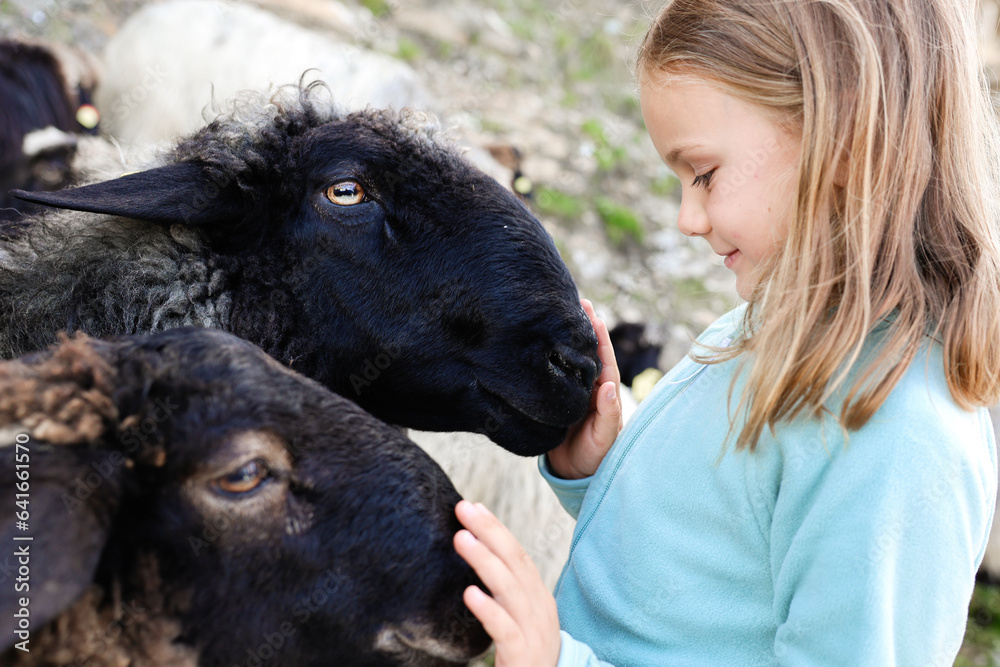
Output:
[
  {"xmin": 0, "ymin": 328, "xmax": 491, "ymax": 666},
  {"xmin": 3, "ymin": 86, "xmax": 599, "ymax": 456},
  {"xmin": 608, "ymin": 322, "xmax": 662, "ymax": 387},
  {"xmin": 0, "ymin": 39, "xmax": 99, "ymax": 223}
]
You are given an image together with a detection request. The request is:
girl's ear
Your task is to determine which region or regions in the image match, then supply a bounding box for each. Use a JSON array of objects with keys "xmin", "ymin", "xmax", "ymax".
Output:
[{"xmin": 9, "ymin": 162, "xmax": 247, "ymax": 226}]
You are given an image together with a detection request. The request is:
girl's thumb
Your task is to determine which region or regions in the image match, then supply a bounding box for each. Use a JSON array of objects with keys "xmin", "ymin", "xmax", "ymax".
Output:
[{"xmin": 592, "ymin": 380, "xmax": 623, "ymax": 446}]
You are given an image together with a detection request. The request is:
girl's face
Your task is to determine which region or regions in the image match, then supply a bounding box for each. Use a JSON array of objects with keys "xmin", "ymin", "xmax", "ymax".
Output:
[{"xmin": 640, "ymin": 75, "xmax": 802, "ymax": 299}]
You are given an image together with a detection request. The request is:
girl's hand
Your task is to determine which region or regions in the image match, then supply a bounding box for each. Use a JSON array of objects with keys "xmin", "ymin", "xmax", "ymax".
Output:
[
  {"xmin": 546, "ymin": 299, "xmax": 623, "ymax": 479},
  {"xmin": 454, "ymin": 500, "xmax": 561, "ymax": 667}
]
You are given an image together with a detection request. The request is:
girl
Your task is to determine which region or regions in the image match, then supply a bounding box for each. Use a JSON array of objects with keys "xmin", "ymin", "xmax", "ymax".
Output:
[{"xmin": 455, "ymin": 0, "xmax": 1000, "ymax": 665}]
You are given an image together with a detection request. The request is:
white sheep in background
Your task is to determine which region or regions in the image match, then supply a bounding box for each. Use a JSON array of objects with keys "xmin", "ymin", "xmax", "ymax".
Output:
[{"xmin": 96, "ymin": 0, "xmax": 427, "ymax": 146}]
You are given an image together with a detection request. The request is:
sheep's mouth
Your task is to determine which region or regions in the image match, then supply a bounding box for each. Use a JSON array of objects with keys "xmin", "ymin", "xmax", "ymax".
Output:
[
  {"xmin": 460, "ymin": 379, "xmax": 584, "ymax": 456},
  {"xmin": 369, "ymin": 379, "xmax": 578, "ymax": 455},
  {"xmin": 374, "ymin": 623, "xmax": 488, "ymax": 665},
  {"xmin": 475, "ymin": 377, "xmax": 588, "ymax": 429}
]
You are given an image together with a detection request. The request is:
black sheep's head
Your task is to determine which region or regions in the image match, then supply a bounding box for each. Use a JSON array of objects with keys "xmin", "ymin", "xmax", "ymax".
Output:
[
  {"xmin": 11, "ymin": 89, "xmax": 600, "ymax": 456},
  {"xmin": 0, "ymin": 328, "xmax": 491, "ymax": 666}
]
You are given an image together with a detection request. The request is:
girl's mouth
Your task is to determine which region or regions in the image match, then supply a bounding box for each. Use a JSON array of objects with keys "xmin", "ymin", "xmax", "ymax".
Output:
[{"xmin": 724, "ymin": 249, "xmax": 741, "ymax": 269}]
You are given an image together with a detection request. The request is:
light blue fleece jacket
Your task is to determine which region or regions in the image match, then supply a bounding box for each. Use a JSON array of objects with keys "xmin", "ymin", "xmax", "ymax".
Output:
[{"xmin": 541, "ymin": 306, "xmax": 997, "ymax": 666}]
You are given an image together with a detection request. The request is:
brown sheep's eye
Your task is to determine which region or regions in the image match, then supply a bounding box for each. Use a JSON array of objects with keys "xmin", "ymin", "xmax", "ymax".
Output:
[
  {"xmin": 325, "ymin": 180, "xmax": 366, "ymax": 206},
  {"xmin": 217, "ymin": 459, "xmax": 269, "ymax": 494}
]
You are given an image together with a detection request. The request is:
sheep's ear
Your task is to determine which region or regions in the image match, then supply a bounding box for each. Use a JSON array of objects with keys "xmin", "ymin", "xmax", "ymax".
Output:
[
  {"xmin": 0, "ymin": 443, "xmax": 121, "ymax": 650},
  {"xmin": 9, "ymin": 162, "xmax": 246, "ymax": 225},
  {"xmin": 0, "ymin": 335, "xmax": 124, "ymax": 649}
]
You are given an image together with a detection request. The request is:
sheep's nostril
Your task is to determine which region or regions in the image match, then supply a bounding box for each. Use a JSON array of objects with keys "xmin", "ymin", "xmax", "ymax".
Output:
[{"xmin": 548, "ymin": 348, "xmax": 598, "ymax": 390}]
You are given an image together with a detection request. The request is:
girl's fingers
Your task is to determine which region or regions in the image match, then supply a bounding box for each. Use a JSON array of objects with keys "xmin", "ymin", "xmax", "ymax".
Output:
[
  {"xmin": 455, "ymin": 501, "xmax": 562, "ymax": 667},
  {"xmin": 454, "ymin": 504, "xmax": 538, "ymax": 618},
  {"xmin": 454, "ymin": 528, "xmax": 521, "ymax": 602},
  {"xmin": 580, "ymin": 297, "xmax": 621, "ymax": 389},
  {"xmin": 456, "ymin": 501, "xmax": 535, "ymax": 578},
  {"xmin": 462, "ymin": 585, "xmax": 523, "ymax": 650},
  {"xmin": 592, "ymin": 312, "xmax": 621, "ymax": 389},
  {"xmin": 590, "ymin": 380, "xmax": 623, "ymax": 446}
]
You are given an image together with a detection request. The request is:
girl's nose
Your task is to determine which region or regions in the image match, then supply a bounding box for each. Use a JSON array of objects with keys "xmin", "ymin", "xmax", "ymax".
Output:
[{"xmin": 676, "ymin": 193, "xmax": 711, "ymax": 237}]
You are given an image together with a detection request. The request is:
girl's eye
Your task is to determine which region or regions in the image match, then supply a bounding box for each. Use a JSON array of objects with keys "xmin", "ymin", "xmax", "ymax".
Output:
[
  {"xmin": 692, "ymin": 169, "xmax": 716, "ymax": 189},
  {"xmin": 325, "ymin": 180, "xmax": 367, "ymax": 206},
  {"xmin": 217, "ymin": 459, "xmax": 270, "ymax": 494}
]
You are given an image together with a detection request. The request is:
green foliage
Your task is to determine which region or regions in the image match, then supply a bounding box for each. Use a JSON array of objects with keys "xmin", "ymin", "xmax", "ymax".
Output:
[
  {"xmin": 581, "ymin": 118, "xmax": 607, "ymax": 144},
  {"xmin": 595, "ymin": 197, "xmax": 643, "ymax": 244},
  {"xmin": 573, "ymin": 31, "xmax": 616, "ymax": 81},
  {"xmin": 395, "ymin": 36, "xmax": 422, "ymax": 62},
  {"xmin": 651, "ymin": 174, "xmax": 680, "ymax": 197},
  {"xmin": 581, "ymin": 119, "xmax": 628, "ymax": 172},
  {"xmin": 508, "ymin": 17, "xmax": 536, "ymax": 41},
  {"xmin": 480, "ymin": 117, "xmax": 509, "ymax": 134},
  {"xmin": 673, "ymin": 276, "xmax": 709, "ymax": 300},
  {"xmin": 359, "ymin": 0, "xmax": 392, "ymax": 18},
  {"xmin": 958, "ymin": 584, "xmax": 1000, "ymax": 666},
  {"xmin": 560, "ymin": 89, "xmax": 580, "ymax": 108},
  {"xmin": 535, "ymin": 187, "xmax": 587, "ymax": 220},
  {"xmin": 607, "ymin": 92, "xmax": 642, "ymax": 122},
  {"xmin": 436, "ymin": 39, "xmax": 454, "ymax": 59}
]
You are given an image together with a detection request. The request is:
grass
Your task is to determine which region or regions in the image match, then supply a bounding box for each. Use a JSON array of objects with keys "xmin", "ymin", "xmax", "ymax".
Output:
[
  {"xmin": 959, "ymin": 584, "xmax": 1000, "ymax": 665},
  {"xmin": 359, "ymin": 0, "xmax": 392, "ymax": 18},
  {"xmin": 651, "ymin": 174, "xmax": 680, "ymax": 197},
  {"xmin": 395, "ymin": 36, "xmax": 422, "ymax": 62},
  {"xmin": 595, "ymin": 197, "xmax": 643, "ymax": 244},
  {"xmin": 535, "ymin": 186, "xmax": 587, "ymax": 220},
  {"xmin": 580, "ymin": 118, "xmax": 628, "ymax": 172}
]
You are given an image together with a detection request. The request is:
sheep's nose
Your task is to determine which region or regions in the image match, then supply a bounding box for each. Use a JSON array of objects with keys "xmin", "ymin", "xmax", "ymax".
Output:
[{"xmin": 548, "ymin": 345, "xmax": 598, "ymax": 391}]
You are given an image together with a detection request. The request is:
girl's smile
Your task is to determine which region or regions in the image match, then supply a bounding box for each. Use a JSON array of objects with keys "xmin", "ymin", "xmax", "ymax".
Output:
[{"xmin": 639, "ymin": 75, "xmax": 802, "ymax": 299}]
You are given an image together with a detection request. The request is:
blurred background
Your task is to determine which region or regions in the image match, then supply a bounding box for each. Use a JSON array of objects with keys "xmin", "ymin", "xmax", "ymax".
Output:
[
  {"xmin": 4, "ymin": 0, "xmax": 1000, "ymax": 663},
  {"xmin": 1, "ymin": 0, "xmax": 739, "ymax": 370}
]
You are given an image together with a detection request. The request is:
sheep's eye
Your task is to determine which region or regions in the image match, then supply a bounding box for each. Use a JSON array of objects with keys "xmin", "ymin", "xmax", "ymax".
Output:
[
  {"xmin": 325, "ymin": 180, "xmax": 367, "ymax": 206},
  {"xmin": 217, "ymin": 459, "xmax": 269, "ymax": 494}
]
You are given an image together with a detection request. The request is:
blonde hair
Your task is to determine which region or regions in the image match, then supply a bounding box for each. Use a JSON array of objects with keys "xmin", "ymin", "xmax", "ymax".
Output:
[{"xmin": 638, "ymin": 0, "xmax": 1000, "ymax": 450}]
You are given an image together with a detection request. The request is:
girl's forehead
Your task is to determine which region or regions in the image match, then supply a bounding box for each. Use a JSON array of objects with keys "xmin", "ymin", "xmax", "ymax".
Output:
[
  {"xmin": 641, "ymin": 77, "xmax": 744, "ymax": 133},
  {"xmin": 640, "ymin": 74, "xmax": 799, "ymax": 143}
]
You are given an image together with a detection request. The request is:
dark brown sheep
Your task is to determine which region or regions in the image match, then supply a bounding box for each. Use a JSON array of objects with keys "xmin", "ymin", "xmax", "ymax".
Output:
[{"xmin": 0, "ymin": 328, "xmax": 490, "ymax": 666}]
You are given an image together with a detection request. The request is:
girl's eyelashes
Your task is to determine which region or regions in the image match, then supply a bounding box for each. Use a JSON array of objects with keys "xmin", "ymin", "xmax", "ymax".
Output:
[{"xmin": 692, "ymin": 169, "xmax": 716, "ymax": 189}]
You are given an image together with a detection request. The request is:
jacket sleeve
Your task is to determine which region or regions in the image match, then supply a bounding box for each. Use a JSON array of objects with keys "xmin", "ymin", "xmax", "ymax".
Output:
[
  {"xmin": 762, "ymin": 394, "xmax": 996, "ymax": 665},
  {"xmin": 556, "ymin": 631, "xmax": 617, "ymax": 667},
  {"xmin": 539, "ymin": 455, "xmax": 592, "ymax": 519}
]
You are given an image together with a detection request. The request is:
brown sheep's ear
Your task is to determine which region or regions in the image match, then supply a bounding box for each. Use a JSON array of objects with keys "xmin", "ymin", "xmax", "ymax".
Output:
[
  {"xmin": 0, "ymin": 443, "xmax": 123, "ymax": 649},
  {"xmin": 9, "ymin": 162, "xmax": 246, "ymax": 226},
  {"xmin": 0, "ymin": 332, "xmax": 119, "ymax": 446}
]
